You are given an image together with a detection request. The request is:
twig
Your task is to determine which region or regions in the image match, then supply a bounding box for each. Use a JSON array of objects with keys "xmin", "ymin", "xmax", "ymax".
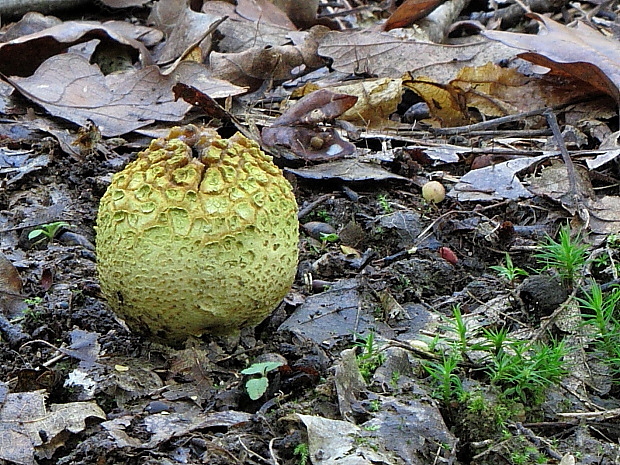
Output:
[
  {"xmin": 268, "ymin": 438, "xmax": 281, "ymax": 465},
  {"xmin": 543, "ymin": 108, "xmax": 589, "ymax": 224},
  {"xmin": 431, "ymin": 107, "xmax": 550, "ymax": 135}
]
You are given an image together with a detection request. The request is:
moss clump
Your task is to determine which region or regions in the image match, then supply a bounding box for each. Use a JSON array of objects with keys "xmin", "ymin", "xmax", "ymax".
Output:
[{"xmin": 96, "ymin": 125, "xmax": 298, "ymax": 342}]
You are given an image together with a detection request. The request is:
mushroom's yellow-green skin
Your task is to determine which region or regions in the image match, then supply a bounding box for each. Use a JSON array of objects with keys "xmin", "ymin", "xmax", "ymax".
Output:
[{"xmin": 95, "ymin": 126, "xmax": 299, "ymax": 342}]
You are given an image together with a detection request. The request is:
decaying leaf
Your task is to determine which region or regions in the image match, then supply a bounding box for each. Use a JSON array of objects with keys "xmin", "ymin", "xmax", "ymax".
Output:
[
  {"xmin": 209, "ymin": 25, "xmax": 330, "ymax": 88},
  {"xmin": 0, "ymin": 390, "xmax": 105, "ymax": 465},
  {"xmin": 403, "ymin": 75, "xmax": 470, "ymax": 126},
  {"xmin": 202, "ymin": 0, "xmax": 298, "ymax": 52},
  {"xmin": 148, "ymin": 1, "xmax": 222, "ymax": 64},
  {"xmin": 484, "ymin": 13, "xmax": 620, "ymax": 103},
  {"xmin": 5, "ymin": 54, "xmax": 242, "ymax": 137},
  {"xmin": 6, "ymin": 54, "xmax": 188, "ymax": 136},
  {"xmin": 235, "ymin": 0, "xmax": 297, "ymax": 29}
]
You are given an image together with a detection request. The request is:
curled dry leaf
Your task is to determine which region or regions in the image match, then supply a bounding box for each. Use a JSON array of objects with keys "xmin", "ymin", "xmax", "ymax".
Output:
[
  {"xmin": 262, "ymin": 89, "xmax": 358, "ymax": 161},
  {"xmin": 7, "ymin": 55, "xmax": 245, "ymax": 137},
  {"xmin": 0, "ymin": 20, "xmax": 154, "ymax": 77},
  {"xmin": 272, "ymin": 89, "xmax": 358, "ymax": 127},
  {"xmin": 148, "ymin": 0, "xmax": 223, "ymax": 64},
  {"xmin": 484, "ymin": 13, "xmax": 620, "ymax": 103},
  {"xmin": 331, "ymin": 78, "xmax": 403, "ymax": 126},
  {"xmin": 209, "ymin": 25, "xmax": 330, "ymax": 89},
  {"xmin": 384, "ymin": 0, "xmax": 446, "ymax": 31}
]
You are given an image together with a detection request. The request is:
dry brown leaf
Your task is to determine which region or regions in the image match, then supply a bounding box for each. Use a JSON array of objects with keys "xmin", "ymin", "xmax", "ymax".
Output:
[
  {"xmin": 235, "ymin": 0, "xmax": 297, "ymax": 29},
  {"xmin": 0, "ymin": 252, "xmax": 25, "ymax": 318},
  {"xmin": 0, "ymin": 390, "xmax": 105, "ymax": 465},
  {"xmin": 318, "ymin": 30, "xmax": 515, "ymax": 82},
  {"xmin": 148, "ymin": 0, "xmax": 223, "ymax": 64},
  {"xmin": 7, "ymin": 54, "xmax": 188, "ymax": 137},
  {"xmin": 484, "ymin": 13, "xmax": 620, "ymax": 103},
  {"xmin": 0, "ymin": 20, "xmax": 154, "ymax": 77},
  {"xmin": 262, "ymin": 89, "xmax": 357, "ymax": 161},
  {"xmin": 202, "ymin": 1, "xmax": 296, "ymax": 52},
  {"xmin": 403, "ymin": 76, "xmax": 470, "ymax": 126},
  {"xmin": 384, "ymin": 0, "xmax": 446, "ymax": 31},
  {"xmin": 451, "ymin": 62, "xmax": 595, "ymax": 117},
  {"xmin": 331, "ymin": 78, "xmax": 403, "ymax": 126},
  {"xmin": 209, "ymin": 25, "xmax": 330, "ymax": 88}
]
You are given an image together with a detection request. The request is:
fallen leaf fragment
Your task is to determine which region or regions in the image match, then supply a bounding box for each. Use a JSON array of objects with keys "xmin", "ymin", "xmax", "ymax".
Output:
[
  {"xmin": 449, "ymin": 154, "xmax": 554, "ymax": 201},
  {"xmin": 287, "ymin": 159, "xmax": 410, "ymax": 181},
  {"xmin": 209, "ymin": 25, "xmax": 330, "ymax": 88},
  {"xmin": 484, "ymin": 13, "xmax": 620, "ymax": 103},
  {"xmin": 403, "ymin": 75, "xmax": 470, "ymax": 126},
  {"xmin": 0, "ymin": 390, "xmax": 105, "ymax": 465},
  {"xmin": 0, "ymin": 251, "xmax": 25, "ymax": 318}
]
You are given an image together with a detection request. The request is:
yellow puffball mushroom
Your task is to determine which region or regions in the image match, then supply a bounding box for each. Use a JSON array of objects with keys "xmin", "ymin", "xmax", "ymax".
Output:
[
  {"xmin": 95, "ymin": 125, "xmax": 299, "ymax": 343},
  {"xmin": 422, "ymin": 181, "xmax": 446, "ymax": 203}
]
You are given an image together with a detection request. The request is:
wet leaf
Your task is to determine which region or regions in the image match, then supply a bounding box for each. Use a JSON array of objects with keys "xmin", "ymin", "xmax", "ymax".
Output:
[
  {"xmin": 273, "ymin": 89, "xmax": 358, "ymax": 127},
  {"xmin": 262, "ymin": 89, "xmax": 358, "ymax": 161}
]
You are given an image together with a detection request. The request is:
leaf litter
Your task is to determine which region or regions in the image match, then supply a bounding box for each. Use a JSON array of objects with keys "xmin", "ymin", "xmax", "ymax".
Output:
[{"xmin": 1, "ymin": 1, "xmax": 620, "ymax": 464}]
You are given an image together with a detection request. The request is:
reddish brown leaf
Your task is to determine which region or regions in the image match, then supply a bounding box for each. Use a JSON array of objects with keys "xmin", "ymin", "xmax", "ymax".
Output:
[
  {"xmin": 0, "ymin": 252, "xmax": 25, "ymax": 318},
  {"xmin": 272, "ymin": 89, "xmax": 358, "ymax": 127},
  {"xmin": 484, "ymin": 13, "xmax": 620, "ymax": 103},
  {"xmin": 172, "ymin": 83, "xmax": 231, "ymax": 120},
  {"xmin": 384, "ymin": 0, "xmax": 446, "ymax": 31},
  {"xmin": 439, "ymin": 247, "xmax": 458, "ymax": 265}
]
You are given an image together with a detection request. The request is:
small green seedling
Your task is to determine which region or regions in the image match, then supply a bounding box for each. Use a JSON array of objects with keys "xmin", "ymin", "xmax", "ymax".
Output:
[
  {"xmin": 28, "ymin": 221, "xmax": 69, "ymax": 244},
  {"xmin": 241, "ymin": 361, "xmax": 284, "ymax": 400},
  {"xmin": 294, "ymin": 443, "xmax": 310, "ymax": 465},
  {"xmin": 490, "ymin": 253, "xmax": 529, "ymax": 286},
  {"xmin": 535, "ymin": 224, "xmax": 588, "ymax": 288},
  {"xmin": 319, "ymin": 232, "xmax": 339, "ymax": 243},
  {"xmin": 377, "ymin": 194, "xmax": 392, "ymax": 213}
]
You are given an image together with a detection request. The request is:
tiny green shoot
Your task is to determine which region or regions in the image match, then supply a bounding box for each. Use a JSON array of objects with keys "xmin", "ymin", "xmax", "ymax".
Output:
[
  {"xmin": 490, "ymin": 253, "xmax": 529, "ymax": 285},
  {"xmin": 294, "ymin": 443, "xmax": 310, "ymax": 465},
  {"xmin": 241, "ymin": 361, "xmax": 284, "ymax": 400},
  {"xmin": 28, "ymin": 221, "xmax": 70, "ymax": 244},
  {"xmin": 319, "ymin": 232, "xmax": 339, "ymax": 243},
  {"xmin": 535, "ymin": 224, "xmax": 588, "ymax": 288}
]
